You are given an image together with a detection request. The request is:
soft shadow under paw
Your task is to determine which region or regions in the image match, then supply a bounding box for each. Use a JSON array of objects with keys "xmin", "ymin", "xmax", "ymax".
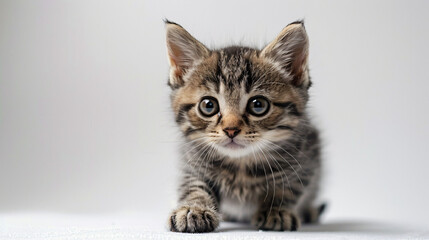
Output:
[{"xmin": 300, "ymin": 220, "xmax": 409, "ymax": 233}]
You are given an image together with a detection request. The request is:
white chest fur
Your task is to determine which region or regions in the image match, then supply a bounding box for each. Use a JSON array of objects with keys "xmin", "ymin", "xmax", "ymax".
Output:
[{"xmin": 220, "ymin": 195, "xmax": 258, "ymax": 222}]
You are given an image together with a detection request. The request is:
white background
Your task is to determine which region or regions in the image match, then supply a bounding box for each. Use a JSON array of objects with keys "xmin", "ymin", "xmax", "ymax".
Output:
[{"xmin": 1, "ymin": 0, "xmax": 428, "ymax": 229}]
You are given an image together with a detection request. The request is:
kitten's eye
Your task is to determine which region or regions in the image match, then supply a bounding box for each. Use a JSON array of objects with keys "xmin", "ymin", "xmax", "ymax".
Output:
[
  {"xmin": 199, "ymin": 97, "xmax": 219, "ymax": 117},
  {"xmin": 247, "ymin": 96, "xmax": 270, "ymax": 116}
]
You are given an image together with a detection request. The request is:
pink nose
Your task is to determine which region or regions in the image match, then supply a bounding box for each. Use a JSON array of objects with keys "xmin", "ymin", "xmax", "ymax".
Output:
[{"xmin": 223, "ymin": 127, "xmax": 241, "ymax": 138}]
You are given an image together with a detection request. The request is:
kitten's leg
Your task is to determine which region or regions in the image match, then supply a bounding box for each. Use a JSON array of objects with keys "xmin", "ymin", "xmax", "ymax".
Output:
[
  {"xmin": 252, "ymin": 189, "xmax": 301, "ymax": 231},
  {"xmin": 168, "ymin": 176, "xmax": 220, "ymax": 233},
  {"xmin": 301, "ymin": 203, "xmax": 326, "ymax": 224},
  {"xmin": 295, "ymin": 169, "xmax": 325, "ymax": 224}
]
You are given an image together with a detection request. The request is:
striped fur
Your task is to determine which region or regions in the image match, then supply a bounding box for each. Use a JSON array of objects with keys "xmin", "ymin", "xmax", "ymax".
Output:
[{"xmin": 165, "ymin": 20, "xmax": 323, "ymax": 233}]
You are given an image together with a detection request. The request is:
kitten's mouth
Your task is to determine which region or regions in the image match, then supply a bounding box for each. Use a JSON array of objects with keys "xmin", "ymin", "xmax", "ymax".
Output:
[
  {"xmin": 218, "ymin": 139, "xmax": 254, "ymax": 158},
  {"xmin": 223, "ymin": 140, "xmax": 245, "ymax": 149}
]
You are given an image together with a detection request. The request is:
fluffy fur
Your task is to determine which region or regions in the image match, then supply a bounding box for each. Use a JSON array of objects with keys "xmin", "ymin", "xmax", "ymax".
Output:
[{"xmin": 165, "ymin": 20, "xmax": 324, "ymax": 233}]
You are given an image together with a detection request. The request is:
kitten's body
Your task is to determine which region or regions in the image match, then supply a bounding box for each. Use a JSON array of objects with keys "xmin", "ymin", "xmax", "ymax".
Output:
[{"xmin": 165, "ymin": 21, "xmax": 324, "ymax": 233}]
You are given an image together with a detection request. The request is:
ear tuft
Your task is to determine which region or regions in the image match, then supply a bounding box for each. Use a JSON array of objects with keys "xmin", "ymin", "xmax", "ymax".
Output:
[
  {"xmin": 261, "ymin": 21, "xmax": 310, "ymax": 87},
  {"xmin": 163, "ymin": 19, "xmax": 182, "ymax": 27},
  {"xmin": 286, "ymin": 20, "xmax": 305, "ymax": 28},
  {"xmin": 165, "ymin": 21, "xmax": 209, "ymax": 88}
]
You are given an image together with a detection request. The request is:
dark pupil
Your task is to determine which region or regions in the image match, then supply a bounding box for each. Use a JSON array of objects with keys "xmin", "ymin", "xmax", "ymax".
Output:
[
  {"xmin": 204, "ymin": 100, "xmax": 214, "ymax": 112},
  {"xmin": 253, "ymin": 100, "xmax": 264, "ymax": 112}
]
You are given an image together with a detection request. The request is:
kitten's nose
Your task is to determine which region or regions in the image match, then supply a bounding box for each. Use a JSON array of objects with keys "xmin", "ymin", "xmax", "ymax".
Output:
[{"xmin": 223, "ymin": 127, "xmax": 241, "ymax": 139}]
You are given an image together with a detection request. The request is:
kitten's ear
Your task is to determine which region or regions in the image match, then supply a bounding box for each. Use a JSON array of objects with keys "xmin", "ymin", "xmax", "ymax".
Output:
[
  {"xmin": 261, "ymin": 21, "xmax": 310, "ymax": 88},
  {"xmin": 165, "ymin": 21, "xmax": 210, "ymax": 88}
]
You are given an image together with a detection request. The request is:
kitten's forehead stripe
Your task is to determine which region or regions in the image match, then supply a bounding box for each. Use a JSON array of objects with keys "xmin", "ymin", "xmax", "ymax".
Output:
[{"xmin": 218, "ymin": 47, "xmax": 254, "ymax": 93}]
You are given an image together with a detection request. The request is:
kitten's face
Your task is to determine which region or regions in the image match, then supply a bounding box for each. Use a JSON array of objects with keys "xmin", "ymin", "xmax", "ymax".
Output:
[{"xmin": 166, "ymin": 21, "xmax": 310, "ymax": 158}]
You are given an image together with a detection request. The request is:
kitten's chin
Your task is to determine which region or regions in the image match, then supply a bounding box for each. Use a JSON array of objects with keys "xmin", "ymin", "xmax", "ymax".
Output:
[
  {"xmin": 224, "ymin": 141, "xmax": 244, "ymax": 150},
  {"xmin": 217, "ymin": 141, "xmax": 255, "ymax": 159}
]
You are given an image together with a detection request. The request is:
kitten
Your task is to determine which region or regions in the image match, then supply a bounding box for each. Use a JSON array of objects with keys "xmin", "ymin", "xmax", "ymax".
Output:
[{"xmin": 165, "ymin": 20, "xmax": 324, "ymax": 233}]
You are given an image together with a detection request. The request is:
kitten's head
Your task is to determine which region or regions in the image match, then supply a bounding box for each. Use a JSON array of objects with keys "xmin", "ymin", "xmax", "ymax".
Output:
[{"xmin": 165, "ymin": 20, "xmax": 311, "ymax": 158}]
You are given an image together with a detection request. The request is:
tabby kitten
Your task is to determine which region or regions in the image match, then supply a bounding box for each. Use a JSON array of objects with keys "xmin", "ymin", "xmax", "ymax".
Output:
[{"xmin": 165, "ymin": 20, "xmax": 324, "ymax": 233}]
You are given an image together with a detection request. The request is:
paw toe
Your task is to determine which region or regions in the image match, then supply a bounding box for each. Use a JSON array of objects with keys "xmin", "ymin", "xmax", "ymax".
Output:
[
  {"xmin": 168, "ymin": 206, "xmax": 219, "ymax": 233},
  {"xmin": 253, "ymin": 209, "xmax": 300, "ymax": 231}
]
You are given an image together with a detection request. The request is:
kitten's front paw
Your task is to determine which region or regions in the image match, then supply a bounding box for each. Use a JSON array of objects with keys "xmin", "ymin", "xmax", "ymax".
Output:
[
  {"xmin": 252, "ymin": 208, "xmax": 300, "ymax": 231},
  {"xmin": 168, "ymin": 205, "xmax": 219, "ymax": 233}
]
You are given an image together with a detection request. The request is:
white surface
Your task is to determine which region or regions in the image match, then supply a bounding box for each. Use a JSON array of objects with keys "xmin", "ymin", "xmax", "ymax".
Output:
[
  {"xmin": 1, "ymin": 213, "xmax": 428, "ymax": 240},
  {"xmin": 1, "ymin": 0, "xmax": 429, "ymax": 230}
]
